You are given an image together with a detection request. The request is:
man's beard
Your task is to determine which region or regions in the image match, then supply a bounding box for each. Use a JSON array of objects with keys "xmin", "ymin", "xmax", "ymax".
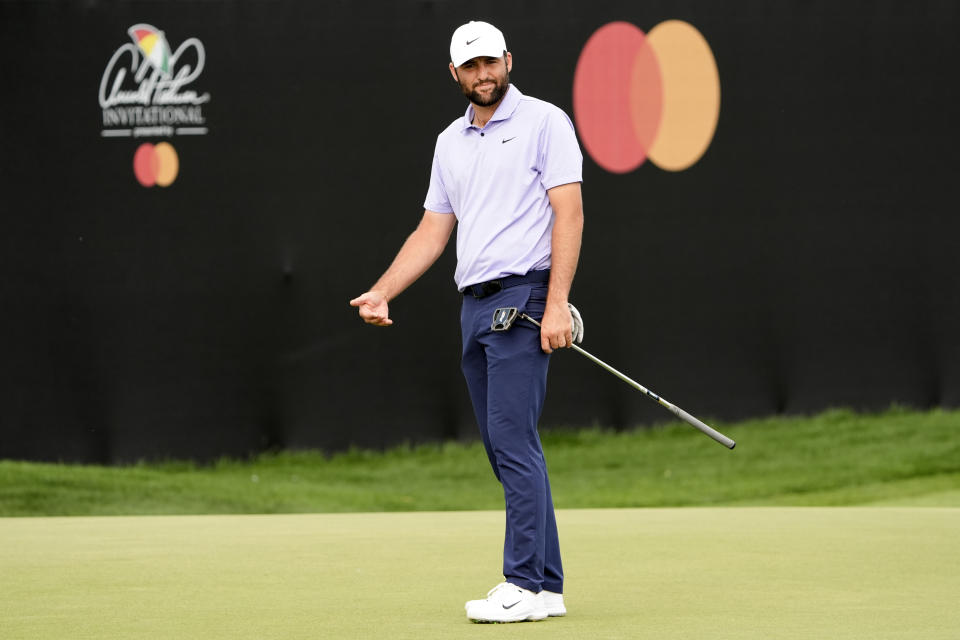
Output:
[{"xmin": 460, "ymin": 70, "xmax": 510, "ymax": 107}]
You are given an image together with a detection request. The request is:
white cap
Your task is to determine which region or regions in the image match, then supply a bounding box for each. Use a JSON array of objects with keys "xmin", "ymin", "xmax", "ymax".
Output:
[{"xmin": 449, "ymin": 21, "xmax": 507, "ymax": 67}]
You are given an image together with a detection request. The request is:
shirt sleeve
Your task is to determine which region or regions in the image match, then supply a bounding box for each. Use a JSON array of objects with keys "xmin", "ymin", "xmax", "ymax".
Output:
[
  {"xmin": 423, "ymin": 146, "xmax": 455, "ymax": 214},
  {"xmin": 537, "ymin": 107, "xmax": 584, "ymax": 190}
]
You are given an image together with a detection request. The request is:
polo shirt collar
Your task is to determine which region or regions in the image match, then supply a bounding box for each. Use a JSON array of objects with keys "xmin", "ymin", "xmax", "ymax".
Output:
[{"xmin": 460, "ymin": 84, "xmax": 523, "ymax": 131}]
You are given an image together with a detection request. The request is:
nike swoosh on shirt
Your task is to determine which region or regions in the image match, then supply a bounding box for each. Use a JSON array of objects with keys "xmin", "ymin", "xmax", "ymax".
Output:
[
  {"xmin": 466, "ymin": 37, "xmax": 480, "ymax": 45},
  {"xmin": 502, "ymin": 137, "xmax": 516, "ymax": 144}
]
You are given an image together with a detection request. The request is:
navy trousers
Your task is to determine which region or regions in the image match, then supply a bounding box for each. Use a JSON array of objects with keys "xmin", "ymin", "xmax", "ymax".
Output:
[{"xmin": 460, "ymin": 277, "xmax": 564, "ymax": 594}]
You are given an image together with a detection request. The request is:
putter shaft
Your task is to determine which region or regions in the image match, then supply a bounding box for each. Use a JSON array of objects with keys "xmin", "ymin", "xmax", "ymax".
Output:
[{"xmin": 520, "ymin": 313, "xmax": 735, "ymax": 449}]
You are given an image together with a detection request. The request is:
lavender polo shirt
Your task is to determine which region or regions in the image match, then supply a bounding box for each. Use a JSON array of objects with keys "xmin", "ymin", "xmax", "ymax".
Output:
[{"xmin": 423, "ymin": 85, "xmax": 583, "ymax": 290}]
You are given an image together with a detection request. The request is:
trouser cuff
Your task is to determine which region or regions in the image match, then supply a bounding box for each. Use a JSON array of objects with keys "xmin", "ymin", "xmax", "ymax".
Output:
[
  {"xmin": 506, "ymin": 577, "xmax": 541, "ymax": 594},
  {"xmin": 542, "ymin": 581, "xmax": 563, "ymax": 594}
]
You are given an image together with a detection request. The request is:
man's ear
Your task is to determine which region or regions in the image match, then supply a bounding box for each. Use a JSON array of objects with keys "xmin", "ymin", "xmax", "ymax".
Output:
[
  {"xmin": 505, "ymin": 51, "xmax": 512, "ymax": 73},
  {"xmin": 449, "ymin": 62, "xmax": 459, "ymax": 83}
]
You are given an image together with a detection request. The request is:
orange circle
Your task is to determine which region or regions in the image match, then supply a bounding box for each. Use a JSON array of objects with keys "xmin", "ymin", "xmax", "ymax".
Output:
[
  {"xmin": 645, "ymin": 21, "xmax": 721, "ymax": 171},
  {"xmin": 154, "ymin": 142, "xmax": 179, "ymax": 187}
]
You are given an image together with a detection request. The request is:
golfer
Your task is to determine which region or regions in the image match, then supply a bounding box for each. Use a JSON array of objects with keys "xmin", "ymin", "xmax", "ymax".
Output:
[{"xmin": 350, "ymin": 20, "xmax": 583, "ymax": 623}]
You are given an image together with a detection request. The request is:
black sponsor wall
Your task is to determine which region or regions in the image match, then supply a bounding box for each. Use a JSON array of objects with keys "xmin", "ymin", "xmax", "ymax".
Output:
[{"xmin": 1, "ymin": 1, "xmax": 957, "ymax": 462}]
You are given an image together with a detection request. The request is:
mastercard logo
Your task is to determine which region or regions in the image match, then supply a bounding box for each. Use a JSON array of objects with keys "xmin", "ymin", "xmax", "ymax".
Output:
[
  {"xmin": 573, "ymin": 20, "xmax": 720, "ymax": 173},
  {"xmin": 133, "ymin": 142, "xmax": 180, "ymax": 187}
]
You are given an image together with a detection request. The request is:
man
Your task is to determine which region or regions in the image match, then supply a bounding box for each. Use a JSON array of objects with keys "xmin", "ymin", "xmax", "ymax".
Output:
[{"xmin": 349, "ymin": 20, "xmax": 583, "ymax": 623}]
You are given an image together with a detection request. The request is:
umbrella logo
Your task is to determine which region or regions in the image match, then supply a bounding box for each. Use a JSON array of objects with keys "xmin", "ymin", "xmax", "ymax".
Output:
[
  {"xmin": 128, "ymin": 24, "xmax": 172, "ymax": 76},
  {"xmin": 573, "ymin": 21, "xmax": 721, "ymax": 173}
]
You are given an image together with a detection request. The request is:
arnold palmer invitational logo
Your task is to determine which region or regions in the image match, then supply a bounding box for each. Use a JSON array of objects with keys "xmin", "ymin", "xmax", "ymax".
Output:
[
  {"xmin": 573, "ymin": 21, "xmax": 720, "ymax": 173},
  {"xmin": 99, "ymin": 24, "xmax": 210, "ymax": 187}
]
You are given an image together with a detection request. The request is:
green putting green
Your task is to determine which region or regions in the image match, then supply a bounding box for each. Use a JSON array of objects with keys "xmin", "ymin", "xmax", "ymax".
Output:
[{"xmin": 3, "ymin": 508, "xmax": 957, "ymax": 639}]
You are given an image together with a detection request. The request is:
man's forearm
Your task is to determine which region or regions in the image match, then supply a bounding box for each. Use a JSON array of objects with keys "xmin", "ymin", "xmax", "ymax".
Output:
[
  {"xmin": 547, "ymin": 217, "xmax": 582, "ymax": 305},
  {"xmin": 371, "ymin": 230, "xmax": 445, "ymax": 300},
  {"xmin": 546, "ymin": 186, "xmax": 584, "ymax": 306},
  {"xmin": 369, "ymin": 212, "xmax": 455, "ymax": 301}
]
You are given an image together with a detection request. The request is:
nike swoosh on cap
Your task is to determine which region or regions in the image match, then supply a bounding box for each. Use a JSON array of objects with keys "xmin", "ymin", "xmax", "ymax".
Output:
[{"xmin": 466, "ymin": 37, "xmax": 480, "ymax": 45}]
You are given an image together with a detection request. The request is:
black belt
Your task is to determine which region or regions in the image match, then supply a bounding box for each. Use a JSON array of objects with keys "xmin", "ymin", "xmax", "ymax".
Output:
[{"xmin": 463, "ymin": 270, "xmax": 550, "ymax": 299}]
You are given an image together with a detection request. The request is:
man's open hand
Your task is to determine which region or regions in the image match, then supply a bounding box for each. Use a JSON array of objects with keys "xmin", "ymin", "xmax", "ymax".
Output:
[{"xmin": 349, "ymin": 291, "xmax": 393, "ymax": 326}]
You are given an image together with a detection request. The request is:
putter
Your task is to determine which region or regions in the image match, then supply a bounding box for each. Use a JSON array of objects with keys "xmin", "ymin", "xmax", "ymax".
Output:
[
  {"xmin": 491, "ymin": 306, "xmax": 519, "ymax": 331},
  {"xmin": 491, "ymin": 307, "xmax": 736, "ymax": 449}
]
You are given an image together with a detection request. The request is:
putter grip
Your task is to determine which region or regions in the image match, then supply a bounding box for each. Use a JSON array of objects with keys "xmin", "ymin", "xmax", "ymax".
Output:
[{"xmin": 673, "ymin": 406, "xmax": 736, "ymax": 449}]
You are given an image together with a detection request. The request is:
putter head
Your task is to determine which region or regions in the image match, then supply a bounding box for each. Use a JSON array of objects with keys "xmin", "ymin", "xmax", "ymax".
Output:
[{"xmin": 491, "ymin": 307, "xmax": 519, "ymax": 331}]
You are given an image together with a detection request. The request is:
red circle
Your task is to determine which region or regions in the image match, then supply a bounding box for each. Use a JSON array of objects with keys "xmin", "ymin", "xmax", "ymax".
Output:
[
  {"xmin": 573, "ymin": 22, "xmax": 649, "ymax": 174},
  {"xmin": 133, "ymin": 143, "xmax": 157, "ymax": 187}
]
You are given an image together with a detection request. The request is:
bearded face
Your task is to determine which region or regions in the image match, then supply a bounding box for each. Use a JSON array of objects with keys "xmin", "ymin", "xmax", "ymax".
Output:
[{"xmin": 455, "ymin": 55, "xmax": 511, "ymax": 107}]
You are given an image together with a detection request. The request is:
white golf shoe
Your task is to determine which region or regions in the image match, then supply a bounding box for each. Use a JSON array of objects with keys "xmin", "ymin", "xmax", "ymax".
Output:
[
  {"xmin": 464, "ymin": 582, "xmax": 548, "ymax": 623},
  {"xmin": 542, "ymin": 590, "xmax": 566, "ymax": 616}
]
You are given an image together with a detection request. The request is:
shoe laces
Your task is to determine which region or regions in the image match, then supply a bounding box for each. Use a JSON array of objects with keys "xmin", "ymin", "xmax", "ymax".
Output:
[{"xmin": 486, "ymin": 582, "xmax": 517, "ymax": 599}]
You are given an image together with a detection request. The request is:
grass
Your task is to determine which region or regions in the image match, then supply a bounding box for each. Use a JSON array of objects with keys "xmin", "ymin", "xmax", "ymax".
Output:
[
  {"xmin": 3, "ymin": 508, "xmax": 959, "ymax": 639},
  {"xmin": 2, "ymin": 407, "xmax": 959, "ymax": 516},
  {"xmin": 3, "ymin": 408, "xmax": 960, "ymax": 638}
]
